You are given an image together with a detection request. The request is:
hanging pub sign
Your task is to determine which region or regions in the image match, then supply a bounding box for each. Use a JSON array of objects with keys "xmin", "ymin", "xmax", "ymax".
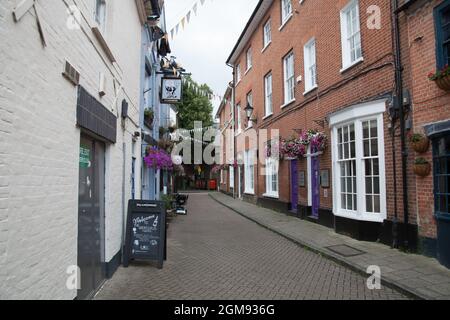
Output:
[
  {"xmin": 160, "ymin": 77, "xmax": 182, "ymax": 103},
  {"xmin": 123, "ymin": 200, "xmax": 166, "ymax": 269}
]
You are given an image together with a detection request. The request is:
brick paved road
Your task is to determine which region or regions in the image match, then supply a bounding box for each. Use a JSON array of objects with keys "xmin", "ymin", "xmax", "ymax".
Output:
[{"xmin": 96, "ymin": 193, "xmax": 407, "ymax": 300}]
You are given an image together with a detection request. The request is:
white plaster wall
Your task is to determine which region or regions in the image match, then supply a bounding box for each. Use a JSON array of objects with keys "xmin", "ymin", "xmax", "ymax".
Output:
[{"xmin": 0, "ymin": 0, "xmax": 143, "ymax": 299}]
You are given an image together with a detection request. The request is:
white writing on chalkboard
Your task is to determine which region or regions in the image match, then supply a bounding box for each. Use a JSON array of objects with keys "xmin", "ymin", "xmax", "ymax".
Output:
[{"xmin": 133, "ymin": 215, "xmax": 155, "ymax": 227}]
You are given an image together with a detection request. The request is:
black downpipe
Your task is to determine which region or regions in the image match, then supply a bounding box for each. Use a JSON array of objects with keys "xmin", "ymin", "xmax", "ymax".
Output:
[{"xmin": 392, "ymin": 0, "xmax": 410, "ymax": 248}]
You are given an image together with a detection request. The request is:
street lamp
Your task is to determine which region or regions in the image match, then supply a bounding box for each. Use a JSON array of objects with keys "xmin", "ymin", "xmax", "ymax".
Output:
[{"xmin": 244, "ymin": 102, "xmax": 254, "ymax": 120}]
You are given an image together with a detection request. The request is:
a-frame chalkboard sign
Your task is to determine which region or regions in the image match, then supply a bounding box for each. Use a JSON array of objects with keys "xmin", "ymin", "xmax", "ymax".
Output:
[{"xmin": 123, "ymin": 200, "xmax": 166, "ymax": 269}]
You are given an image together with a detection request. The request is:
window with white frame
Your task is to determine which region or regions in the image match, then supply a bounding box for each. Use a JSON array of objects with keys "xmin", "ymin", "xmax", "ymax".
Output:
[
  {"xmin": 236, "ymin": 64, "xmax": 241, "ymax": 83},
  {"xmin": 340, "ymin": 0, "xmax": 362, "ymax": 69},
  {"xmin": 236, "ymin": 103, "xmax": 241, "ymax": 132},
  {"xmin": 330, "ymin": 100, "xmax": 387, "ymax": 222},
  {"xmin": 95, "ymin": 0, "xmax": 107, "ymax": 31},
  {"xmin": 244, "ymin": 150, "xmax": 255, "ymax": 194},
  {"xmin": 263, "ymin": 20, "xmax": 272, "ymax": 48},
  {"xmin": 304, "ymin": 38, "xmax": 317, "ymax": 92},
  {"xmin": 283, "ymin": 52, "xmax": 295, "ymax": 104},
  {"xmin": 281, "ymin": 0, "xmax": 293, "ymax": 24},
  {"xmin": 265, "ymin": 156, "xmax": 279, "ymax": 197},
  {"xmin": 246, "ymin": 48, "xmax": 252, "ymax": 71},
  {"xmin": 264, "ymin": 73, "xmax": 273, "ymax": 116}
]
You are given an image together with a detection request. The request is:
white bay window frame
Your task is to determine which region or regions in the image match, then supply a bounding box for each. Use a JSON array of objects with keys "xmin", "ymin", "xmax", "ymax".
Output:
[{"xmin": 330, "ymin": 99, "xmax": 387, "ymax": 223}]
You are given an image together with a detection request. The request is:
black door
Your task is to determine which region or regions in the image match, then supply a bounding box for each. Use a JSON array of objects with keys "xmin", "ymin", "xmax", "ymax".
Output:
[
  {"xmin": 433, "ymin": 134, "xmax": 450, "ymax": 268},
  {"xmin": 77, "ymin": 135, "xmax": 105, "ymax": 299}
]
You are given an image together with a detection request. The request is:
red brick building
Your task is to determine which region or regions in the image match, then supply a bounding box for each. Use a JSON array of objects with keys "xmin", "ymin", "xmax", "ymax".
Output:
[
  {"xmin": 219, "ymin": 0, "xmax": 450, "ymax": 268},
  {"xmin": 396, "ymin": 0, "xmax": 450, "ymax": 267}
]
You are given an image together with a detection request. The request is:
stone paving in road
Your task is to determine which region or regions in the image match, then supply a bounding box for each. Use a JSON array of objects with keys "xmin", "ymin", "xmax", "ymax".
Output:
[{"xmin": 95, "ymin": 193, "xmax": 407, "ymax": 300}]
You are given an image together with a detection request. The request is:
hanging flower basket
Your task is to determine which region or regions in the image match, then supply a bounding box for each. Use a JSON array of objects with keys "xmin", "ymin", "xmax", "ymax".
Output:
[
  {"xmin": 279, "ymin": 130, "xmax": 328, "ymax": 160},
  {"xmin": 410, "ymin": 133, "xmax": 430, "ymax": 154},
  {"xmin": 144, "ymin": 147, "xmax": 174, "ymax": 171},
  {"xmin": 429, "ymin": 65, "xmax": 450, "ymax": 92},
  {"xmin": 413, "ymin": 158, "xmax": 431, "ymax": 177},
  {"xmin": 280, "ymin": 137, "xmax": 307, "ymax": 159}
]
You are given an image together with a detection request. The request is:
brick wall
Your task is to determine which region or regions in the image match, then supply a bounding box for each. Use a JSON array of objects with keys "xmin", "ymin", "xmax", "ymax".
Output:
[
  {"xmin": 229, "ymin": 0, "xmax": 415, "ymax": 225},
  {"xmin": 401, "ymin": 0, "xmax": 450, "ymax": 239}
]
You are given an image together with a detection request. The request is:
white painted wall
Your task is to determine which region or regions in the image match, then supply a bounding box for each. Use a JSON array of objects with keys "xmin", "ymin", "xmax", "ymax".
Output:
[{"xmin": 0, "ymin": 0, "xmax": 143, "ymax": 299}]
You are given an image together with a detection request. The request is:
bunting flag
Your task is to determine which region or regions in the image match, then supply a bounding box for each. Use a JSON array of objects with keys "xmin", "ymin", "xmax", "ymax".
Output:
[{"xmin": 169, "ymin": 0, "xmax": 211, "ymax": 40}]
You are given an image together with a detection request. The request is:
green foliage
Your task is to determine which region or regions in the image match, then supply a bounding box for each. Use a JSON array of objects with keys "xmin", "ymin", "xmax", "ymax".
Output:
[
  {"xmin": 410, "ymin": 133, "xmax": 425, "ymax": 143},
  {"xmin": 176, "ymin": 76, "xmax": 214, "ymax": 130},
  {"xmin": 415, "ymin": 157, "xmax": 429, "ymax": 165},
  {"xmin": 161, "ymin": 194, "xmax": 175, "ymax": 211}
]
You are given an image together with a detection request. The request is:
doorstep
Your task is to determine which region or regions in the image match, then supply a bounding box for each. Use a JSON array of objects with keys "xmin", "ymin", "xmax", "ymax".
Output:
[{"xmin": 209, "ymin": 192, "xmax": 450, "ymax": 300}]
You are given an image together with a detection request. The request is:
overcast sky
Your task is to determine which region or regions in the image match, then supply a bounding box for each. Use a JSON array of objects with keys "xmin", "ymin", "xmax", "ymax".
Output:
[{"xmin": 165, "ymin": 0, "xmax": 259, "ymax": 114}]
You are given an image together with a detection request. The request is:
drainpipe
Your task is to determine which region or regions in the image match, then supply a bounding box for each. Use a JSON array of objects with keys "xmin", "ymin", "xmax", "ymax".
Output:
[
  {"xmin": 226, "ymin": 63, "xmax": 236, "ymax": 198},
  {"xmin": 392, "ymin": 0, "xmax": 410, "ymax": 248}
]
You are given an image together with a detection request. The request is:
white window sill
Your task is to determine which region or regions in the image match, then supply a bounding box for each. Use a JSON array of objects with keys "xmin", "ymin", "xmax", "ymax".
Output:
[
  {"xmin": 235, "ymin": 79, "xmax": 242, "ymax": 87},
  {"xmin": 245, "ymin": 124, "xmax": 253, "ymax": 131},
  {"xmin": 244, "ymin": 67, "xmax": 252, "ymax": 75},
  {"xmin": 263, "ymin": 113, "xmax": 273, "ymax": 120},
  {"xmin": 281, "ymin": 99, "xmax": 296, "ymax": 109},
  {"xmin": 303, "ymin": 85, "xmax": 318, "ymax": 96},
  {"xmin": 235, "ymin": 129, "xmax": 242, "ymax": 137},
  {"xmin": 340, "ymin": 57, "xmax": 364, "ymax": 73},
  {"xmin": 261, "ymin": 42, "xmax": 272, "ymax": 53},
  {"xmin": 263, "ymin": 193, "xmax": 279, "ymax": 199},
  {"xmin": 279, "ymin": 14, "xmax": 293, "ymax": 31},
  {"xmin": 244, "ymin": 191, "xmax": 255, "ymax": 196},
  {"xmin": 333, "ymin": 209, "xmax": 385, "ymax": 223}
]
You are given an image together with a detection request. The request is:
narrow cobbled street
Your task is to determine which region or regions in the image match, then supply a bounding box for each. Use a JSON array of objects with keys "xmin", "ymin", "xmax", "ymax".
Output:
[{"xmin": 96, "ymin": 193, "xmax": 407, "ymax": 300}]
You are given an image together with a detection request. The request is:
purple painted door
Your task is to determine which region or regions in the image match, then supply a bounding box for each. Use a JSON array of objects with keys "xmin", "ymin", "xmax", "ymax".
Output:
[
  {"xmin": 290, "ymin": 160, "xmax": 298, "ymax": 213},
  {"xmin": 311, "ymin": 154, "xmax": 320, "ymax": 219}
]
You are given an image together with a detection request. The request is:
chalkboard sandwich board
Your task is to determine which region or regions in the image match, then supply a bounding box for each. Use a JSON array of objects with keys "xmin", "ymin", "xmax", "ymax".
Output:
[{"xmin": 123, "ymin": 200, "xmax": 166, "ymax": 269}]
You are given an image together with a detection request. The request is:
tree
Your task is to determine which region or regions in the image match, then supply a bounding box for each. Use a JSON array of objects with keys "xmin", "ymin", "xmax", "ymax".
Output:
[{"xmin": 176, "ymin": 76, "xmax": 214, "ymax": 130}]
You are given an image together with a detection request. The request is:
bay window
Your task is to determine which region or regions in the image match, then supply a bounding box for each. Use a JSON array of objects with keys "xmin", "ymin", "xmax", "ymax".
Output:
[{"xmin": 330, "ymin": 100, "xmax": 387, "ymax": 222}]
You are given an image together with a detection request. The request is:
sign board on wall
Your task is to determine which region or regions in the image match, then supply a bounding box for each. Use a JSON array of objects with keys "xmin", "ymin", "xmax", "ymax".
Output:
[
  {"xmin": 123, "ymin": 200, "xmax": 166, "ymax": 269},
  {"xmin": 160, "ymin": 77, "xmax": 182, "ymax": 103}
]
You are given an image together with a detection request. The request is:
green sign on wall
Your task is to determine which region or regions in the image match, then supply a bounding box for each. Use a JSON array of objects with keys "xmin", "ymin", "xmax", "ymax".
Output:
[{"xmin": 79, "ymin": 145, "xmax": 91, "ymax": 168}]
